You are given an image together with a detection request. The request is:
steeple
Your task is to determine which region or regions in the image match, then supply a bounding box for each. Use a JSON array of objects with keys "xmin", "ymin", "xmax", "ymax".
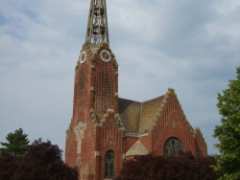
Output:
[{"xmin": 85, "ymin": 0, "xmax": 109, "ymax": 46}]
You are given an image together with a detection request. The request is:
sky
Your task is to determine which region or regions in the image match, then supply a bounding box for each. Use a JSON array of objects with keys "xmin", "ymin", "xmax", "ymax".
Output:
[{"xmin": 0, "ymin": 0, "xmax": 240, "ymax": 155}]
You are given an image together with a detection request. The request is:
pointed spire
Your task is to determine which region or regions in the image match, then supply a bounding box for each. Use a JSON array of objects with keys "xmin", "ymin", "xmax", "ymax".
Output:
[{"xmin": 85, "ymin": 0, "xmax": 109, "ymax": 46}]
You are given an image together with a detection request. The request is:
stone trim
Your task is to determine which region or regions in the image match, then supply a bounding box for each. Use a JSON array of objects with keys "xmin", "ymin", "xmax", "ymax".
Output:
[
  {"xmin": 114, "ymin": 113, "xmax": 125, "ymax": 130},
  {"xmin": 74, "ymin": 121, "xmax": 87, "ymax": 154},
  {"xmin": 95, "ymin": 151, "xmax": 100, "ymax": 157},
  {"xmin": 124, "ymin": 132, "xmax": 149, "ymax": 138}
]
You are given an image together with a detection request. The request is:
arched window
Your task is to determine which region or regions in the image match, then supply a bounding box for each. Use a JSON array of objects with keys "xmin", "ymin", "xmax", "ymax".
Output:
[
  {"xmin": 164, "ymin": 137, "xmax": 183, "ymax": 157},
  {"xmin": 104, "ymin": 150, "xmax": 114, "ymax": 178}
]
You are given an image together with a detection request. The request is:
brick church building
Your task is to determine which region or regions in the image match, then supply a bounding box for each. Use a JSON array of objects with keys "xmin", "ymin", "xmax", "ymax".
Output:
[{"xmin": 65, "ymin": 0, "xmax": 208, "ymax": 179}]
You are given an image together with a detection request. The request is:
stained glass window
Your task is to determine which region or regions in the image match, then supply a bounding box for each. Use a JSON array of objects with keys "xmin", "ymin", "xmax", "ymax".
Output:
[
  {"xmin": 104, "ymin": 150, "xmax": 115, "ymax": 178},
  {"xmin": 164, "ymin": 137, "xmax": 183, "ymax": 157}
]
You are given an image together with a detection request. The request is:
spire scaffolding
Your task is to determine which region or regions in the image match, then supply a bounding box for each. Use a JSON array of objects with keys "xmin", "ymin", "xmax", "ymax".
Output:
[{"xmin": 85, "ymin": 0, "xmax": 109, "ymax": 46}]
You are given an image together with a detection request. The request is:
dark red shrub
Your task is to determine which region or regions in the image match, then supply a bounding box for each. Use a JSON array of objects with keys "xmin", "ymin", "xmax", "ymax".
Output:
[{"xmin": 116, "ymin": 153, "xmax": 217, "ymax": 180}]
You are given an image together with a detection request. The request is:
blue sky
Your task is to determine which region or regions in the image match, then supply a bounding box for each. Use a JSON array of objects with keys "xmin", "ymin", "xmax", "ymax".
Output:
[{"xmin": 0, "ymin": 0, "xmax": 240, "ymax": 155}]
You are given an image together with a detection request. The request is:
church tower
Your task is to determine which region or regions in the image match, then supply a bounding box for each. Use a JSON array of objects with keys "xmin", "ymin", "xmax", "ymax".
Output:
[
  {"xmin": 66, "ymin": 0, "xmax": 208, "ymax": 179},
  {"xmin": 65, "ymin": 0, "xmax": 124, "ymax": 179}
]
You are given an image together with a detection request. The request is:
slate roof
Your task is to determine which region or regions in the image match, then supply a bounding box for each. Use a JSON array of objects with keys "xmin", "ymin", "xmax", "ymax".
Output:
[{"xmin": 118, "ymin": 95, "xmax": 165, "ymax": 134}]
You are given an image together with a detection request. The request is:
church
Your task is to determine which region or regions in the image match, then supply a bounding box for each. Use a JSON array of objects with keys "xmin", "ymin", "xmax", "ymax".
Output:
[{"xmin": 65, "ymin": 0, "xmax": 208, "ymax": 180}]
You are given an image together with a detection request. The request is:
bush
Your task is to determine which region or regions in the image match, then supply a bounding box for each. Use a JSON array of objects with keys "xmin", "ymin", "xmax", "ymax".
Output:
[
  {"xmin": 0, "ymin": 139, "xmax": 78, "ymax": 180},
  {"xmin": 116, "ymin": 153, "xmax": 217, "ymax": 180}
]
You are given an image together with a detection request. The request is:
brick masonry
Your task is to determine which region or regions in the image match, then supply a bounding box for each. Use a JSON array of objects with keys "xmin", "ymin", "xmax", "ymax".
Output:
[{"xmin": 65, "ymin": 43, "xmax": 207, "ymax": 180}]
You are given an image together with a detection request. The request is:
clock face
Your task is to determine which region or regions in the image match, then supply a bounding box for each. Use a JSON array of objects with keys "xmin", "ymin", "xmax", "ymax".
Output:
[
  {"xmin": 79, "ymin": 51, "xmax": 87, "ymax": 64},
  {"xmin": 99, "ymin": 49, "xmax": 112, "ymax": 62}
]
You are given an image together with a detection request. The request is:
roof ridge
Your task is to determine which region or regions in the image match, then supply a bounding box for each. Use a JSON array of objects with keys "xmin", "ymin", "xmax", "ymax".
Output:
[
  {"xmin": 118, "ymin": 97, "xmax": 141, "ymax": 104},
  {"xmin": 142, "ymin": 95, "xmax": 165, "ymax": 104},
  {"xmin": 119, "ymin": 95, "xmax": 166, "ymax": 104}
]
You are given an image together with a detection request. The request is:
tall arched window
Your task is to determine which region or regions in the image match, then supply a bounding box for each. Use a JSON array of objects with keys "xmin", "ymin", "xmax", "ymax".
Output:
[
  {"xmin": 164, "ymin": 137, "xmax": 183, "ymax": 157},
  {"xmin": 104, "ymin": 150, "xmax": 115, "ymax": 178}
]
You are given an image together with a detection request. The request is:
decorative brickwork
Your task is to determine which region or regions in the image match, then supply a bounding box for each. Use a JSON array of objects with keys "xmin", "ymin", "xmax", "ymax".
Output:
[{"xmin": 66, "ymin": 52, "xmax": 208, "ymax": 180}]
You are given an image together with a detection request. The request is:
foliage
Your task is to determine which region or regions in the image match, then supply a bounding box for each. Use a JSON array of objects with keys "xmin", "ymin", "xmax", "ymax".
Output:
[
  {"xmin": 0, "ymin": 128, "xmax": 29, "ymax": 156},
  {"xmin": 0, "ymin": 139, "xmax": 78, "ymax": 180},
  {"xmin": 15, "ymin": 139, "xmax": 78, "ymax": 180},
  {"xmin": 214, "ymin": 67, "xmax": 240, "ymax": 180},
  {"xmin": 115, "ymin": 153, "xmax": 217, "ymax": 180},
  {"xmin": 0, "ymin": 153, "xmax": 19, "ymax": 180}
]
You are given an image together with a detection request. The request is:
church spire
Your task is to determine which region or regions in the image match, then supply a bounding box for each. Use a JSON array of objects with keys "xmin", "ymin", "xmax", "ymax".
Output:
[{"xmin": 85, "ymin": 0, "xmax": 109, "ymax": 46}]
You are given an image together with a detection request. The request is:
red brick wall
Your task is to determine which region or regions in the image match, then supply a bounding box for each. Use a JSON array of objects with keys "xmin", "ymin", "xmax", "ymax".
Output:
[
  {"xmin": 194, "ymin": 129, "xmax": 208, "ymax": 157},
  {"xmin": 80, "ymin": 121, "xmax": 97, "ymax": 180},
  {"xmin": 93, "ymin": 57, "xmax": 118, "ymax": 114},
  {"xmin": 97, "ymin": 114, "xmax": 123, "ymax": 179},
  {"xmin": 72, "ymin": 61, "xmax": 93, "ymax": 126},
  {"xmin": 66, "ymin": 45, "xmax": 120, "ymax": 180},
  {"xmin": 151, "ymin": 91, "xmax": 207, "ymax": 156},
  {"xmin": 65, "ymin": 129, "xmax": 77, "ymax": 167}
]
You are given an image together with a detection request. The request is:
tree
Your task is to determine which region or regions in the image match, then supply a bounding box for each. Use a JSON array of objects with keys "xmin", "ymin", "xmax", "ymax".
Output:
[
  {"xmin": 0, "ymin": 132, "xmax": 78, "ymax": 180},
  {"xmin": 214, "ymin": 67, "xmax": 240, "ymax": 180},
  {"xmin": 14, "ymin": 139, "xmax": 78, "ymax": 180},
  {"xmin": 115, "ymin": 153, "xmax": 217, "ymax": 180},
  {"xmin": 0, "ymin": 128, "xmax": 29, "ymax": 156},
  {"xmin": 0, "ymin": 153, "xmax": 18, "ymax": 180}
]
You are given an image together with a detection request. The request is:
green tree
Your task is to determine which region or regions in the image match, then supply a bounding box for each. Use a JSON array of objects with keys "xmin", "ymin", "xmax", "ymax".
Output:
[
  {"xmin": 0, "ymin": 128, "xmax": 29, "ymax": 156},
  {"xmin": 214, "ymin": 67, "xmax": 240, "ymax": 180}
]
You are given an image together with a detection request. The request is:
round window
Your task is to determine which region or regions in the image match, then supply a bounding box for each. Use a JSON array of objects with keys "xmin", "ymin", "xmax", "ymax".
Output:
[{"xmin": 100, "ymin": 49, "xmax": 112, "ymax": 62}]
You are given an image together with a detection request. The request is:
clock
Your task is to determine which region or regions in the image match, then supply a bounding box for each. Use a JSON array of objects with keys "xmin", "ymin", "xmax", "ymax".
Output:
[
  {"xmin": 79, "ymin": 51, "xmax": 87, "ymax": 64},
  {"xmin": 99, "ymin": 49, "xmax": 112, "ymax": 62}
]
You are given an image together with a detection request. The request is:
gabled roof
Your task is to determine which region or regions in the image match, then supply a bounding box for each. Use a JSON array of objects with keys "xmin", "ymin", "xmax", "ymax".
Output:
[
  {"xmin": 125, "ymin": 140, "xmax": 149, "ymax": 157},
  {"xmin": 119, "ymin": 90, "xmax": 170, "ymax": 134}
]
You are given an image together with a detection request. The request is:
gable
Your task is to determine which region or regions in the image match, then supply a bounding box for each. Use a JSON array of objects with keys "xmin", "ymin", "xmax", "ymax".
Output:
[
  {"xmin": 118, "ymin": 94, "xmax": 166, "ymax": 134},
  {"xmin": 164, "ymin": 91, "xmax": 193, "ymax": 131},
  {"xmin": 118, "ymin": 89, "xmax": 194, "ymax": 135}
]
